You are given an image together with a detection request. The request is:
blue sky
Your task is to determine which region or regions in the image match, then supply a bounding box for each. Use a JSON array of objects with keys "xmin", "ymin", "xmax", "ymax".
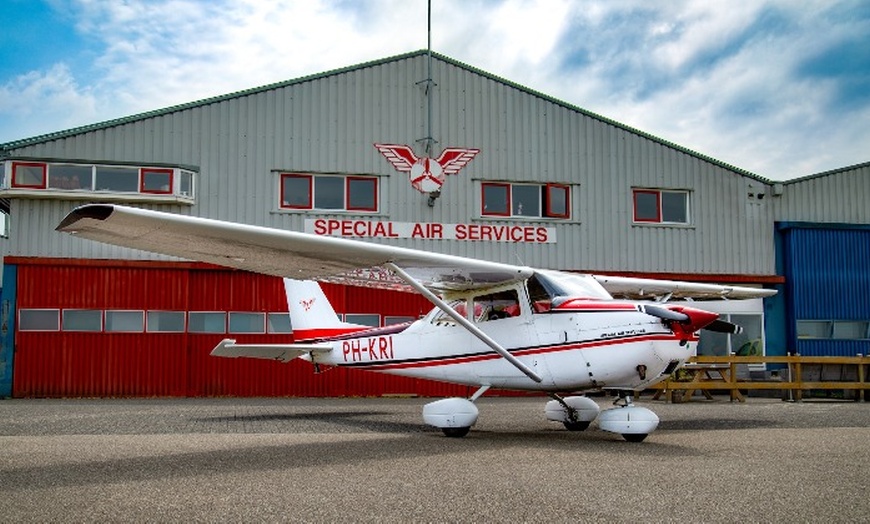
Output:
[{"xmin": 1, "ymin": 0, "xmax": 868, "ymax": 181}]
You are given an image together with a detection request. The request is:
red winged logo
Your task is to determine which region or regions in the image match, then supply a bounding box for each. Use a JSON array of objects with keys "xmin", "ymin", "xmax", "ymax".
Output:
[
  {"xmin": 299, "ymin": 298, "xmax": 316, "ymax": 312},
  {"xmin": 374, "ymin": 143, "xmax": 480, "ymax": 193}
]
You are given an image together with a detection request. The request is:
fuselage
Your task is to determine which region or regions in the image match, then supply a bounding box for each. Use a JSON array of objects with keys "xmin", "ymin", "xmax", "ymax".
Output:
[{"xmin": 305, "ymin": 299, "xmax": 694, "ymax": 392}]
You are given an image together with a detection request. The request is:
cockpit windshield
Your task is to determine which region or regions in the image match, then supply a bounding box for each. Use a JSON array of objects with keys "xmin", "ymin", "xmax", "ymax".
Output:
[{"xmin": 531, "ymin": 270, "xmax": 612, "ymax": 302}]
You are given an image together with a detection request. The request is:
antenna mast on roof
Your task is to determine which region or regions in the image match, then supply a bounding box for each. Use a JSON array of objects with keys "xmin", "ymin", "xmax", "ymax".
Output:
[{"xmin": 417, "ymin": 0, "xmax": 437, "ymax": 156}]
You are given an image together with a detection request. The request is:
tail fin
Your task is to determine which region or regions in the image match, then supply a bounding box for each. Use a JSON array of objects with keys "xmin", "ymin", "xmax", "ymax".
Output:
[{"xmin": 284, "ymin": 279, "xmax": 369, "ymax": 341}]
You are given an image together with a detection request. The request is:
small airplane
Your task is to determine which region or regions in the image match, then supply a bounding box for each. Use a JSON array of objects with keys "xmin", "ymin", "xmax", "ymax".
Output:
[{"xmin": 57, "ymin": 204, "xmax": 775, "ymax": 441}]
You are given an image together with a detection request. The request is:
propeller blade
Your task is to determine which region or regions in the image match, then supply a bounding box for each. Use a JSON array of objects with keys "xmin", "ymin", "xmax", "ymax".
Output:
[
  {"xmin": 704, "ymin": 319, "xmax": 744, "ymax": 334},
  {"xmin": 637, "ymin": 304, "xmax": 688, "ymax": 323}
]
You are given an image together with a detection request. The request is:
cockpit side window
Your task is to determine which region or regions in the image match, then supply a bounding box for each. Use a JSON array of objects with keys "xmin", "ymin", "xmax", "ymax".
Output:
[
  {"xmin": 473, "ymin": 290, "xmax": 520, "ymax": 322},
  {"xmin": 430, "ymin": 299, "xmax": 467, "ymax": 326}
]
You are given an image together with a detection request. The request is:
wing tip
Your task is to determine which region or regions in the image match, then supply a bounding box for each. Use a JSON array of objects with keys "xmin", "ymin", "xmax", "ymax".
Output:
[{"xmin": 56, "ymin": 204, "xmax": 115, "ymax": 231}]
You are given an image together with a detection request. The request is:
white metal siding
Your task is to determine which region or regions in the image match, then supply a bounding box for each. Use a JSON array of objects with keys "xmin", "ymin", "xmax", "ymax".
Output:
[{"xmin": 4, "ymin": 53, "xmax": 832, "ymax": 277}]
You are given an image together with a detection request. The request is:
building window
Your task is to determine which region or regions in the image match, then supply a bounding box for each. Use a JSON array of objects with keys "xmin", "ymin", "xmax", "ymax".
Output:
[
  {"xmin": 347, "ymin": 176, "xmax": 378, "ymax": 211},
  {"xmin": 147, "ymin": 311, "xmax": 186, "ymax": 333},
  {"xmin": 19, "ymin": 309, "xmax": 60, "ymax": 331},
  {"xmin": 3, "ymin": 160, "xmax": 196, "ymax": 202},
  {"xmin": 11, "ymin": 162, "xmax": 47, "ymax": 189},
  {"xmin": 633, "ymin": 189, "xmax": 689, "ymax": 224},
  {"xmin": 267, "ymin": 312, "xmax": 293, "ymax": 333},
  {"xmin": 189, "ymin": 312, "xmax": 226, "ymax": 333},
  {"xmin": 797, "ymin": 320, "xmax": 869, "ymax": 340},
  {"xmin": 105, "ymin": 310, "xmax": 144, "ymax": 332},
  {"xmin": 49, "ymin": 164, "xmax": 92, "ymax": 190},
  {"xmin": 545, "ymin": 184, "xmax": 570, "ymax": 218},
  {"xmin": 62, "ymin": 309, "xmax": 103, "ymax": 332},
  {"xmin": 698, "ymin": 314, "xmax": 764, "ymax": 356},
  {"xmin": 228, "ymin": 312, "xmax": 265, "ymax": 334},
  {"xmin": 482, "ymin": 182, "xmax": 570, "ymax": 219},
  {"xmin": 141, "ymin": 168, "xmax": 173, "ymax": 194},
  {"xmin": 94, "ymin": 166, "xmax": 140, "ymax": 192},
  {"xmin": 0, "ymin": 208, "xmax": 9, "ymax": 239},
  {"xmin": 281, "ymin": 174, "xmax": 312, "ymax": 209},
  {"xmin": 281, "ymin": 173, "xmax": 378, "ymax": 212},
  {"xmin": 346, "ymin": 313, "xmax": 380, "ymax": 327},
  {"xmin": 384, "ymin": 315, "xmax": 415, "ymax": 326},
  {"xmin": 482, "ymin": 183, "xmax": 510, "ymax": 216}
]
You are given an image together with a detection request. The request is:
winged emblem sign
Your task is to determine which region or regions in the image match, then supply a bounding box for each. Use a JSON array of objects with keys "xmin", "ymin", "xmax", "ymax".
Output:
[{"xmin": 374, "ymin": 143, "xmax": 481, "ymax": 193}]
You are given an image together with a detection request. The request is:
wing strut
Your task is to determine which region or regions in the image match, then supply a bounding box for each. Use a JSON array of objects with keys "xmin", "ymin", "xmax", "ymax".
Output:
[{"xmin": 384, "ymin": 262, "xmax": 542, "ymax": 383}]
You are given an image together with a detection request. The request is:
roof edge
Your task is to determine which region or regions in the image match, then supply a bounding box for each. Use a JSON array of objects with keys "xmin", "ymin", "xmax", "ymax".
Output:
[
  {"xmin": 782, "ymin": 160, "xmax": 870, "ymax": 185},
  {"xmin": 427, "ymin": 51, "xmax": 773, "ymax": 184},
  {"xmin": 0, "ymin": 50, "xmax": 427, "ymax": 151}
]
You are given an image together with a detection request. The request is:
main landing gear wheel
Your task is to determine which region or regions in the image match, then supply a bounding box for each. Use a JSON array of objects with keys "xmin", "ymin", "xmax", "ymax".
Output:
[
  {"xmin": 622, "ymin": 433, "xmax": 648, "ymax": 442},
  {"xmin": 442, "ymin": 427, "xmax": 471, "ymax": 438}
]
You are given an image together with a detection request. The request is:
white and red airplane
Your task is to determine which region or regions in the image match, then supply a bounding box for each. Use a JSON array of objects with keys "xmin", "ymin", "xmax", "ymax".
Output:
[{"xmin": 57, "ymin": 204, "xmax": 775, "ymax": 441}]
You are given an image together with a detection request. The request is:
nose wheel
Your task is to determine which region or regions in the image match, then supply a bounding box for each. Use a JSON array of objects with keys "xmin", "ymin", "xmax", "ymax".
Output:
[{"xmin": 598, "ymin": 391, "xmax": 660, "ymax": 442}]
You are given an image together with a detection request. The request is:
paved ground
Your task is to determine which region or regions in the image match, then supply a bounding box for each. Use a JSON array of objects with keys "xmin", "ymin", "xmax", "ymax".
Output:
[{"xmin": 1, "ymin": 395, "xmax": 868, "ymax": 522}]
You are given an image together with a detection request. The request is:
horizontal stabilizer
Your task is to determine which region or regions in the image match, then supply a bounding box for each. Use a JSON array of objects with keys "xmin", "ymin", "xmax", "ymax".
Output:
[{"xmin": 210, "ymin": 338, "xmax": 332, "ymax": 363}]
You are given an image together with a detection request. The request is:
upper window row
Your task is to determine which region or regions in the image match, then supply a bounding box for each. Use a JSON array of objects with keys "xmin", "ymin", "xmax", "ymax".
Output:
[
  {"xmin": 2, "ymin": 161, "xmax": 196, "ymax": 202},
  {"xmin": 282, "ymin": 173, "xmax": 378, "ymax": 212},
  {"xmin": 282, "ymin": 173, "xmax": 576, "ymax": 220},
  {"xmin": 633, "ymin": 188, "xmax": 689, "ymax": 225},
  {"xmin": 482, "ymin": 182, "xmax": 570, "ymax": 219},
  {"xmin": 281, "ymin": 174, "xmax": 692, "ymax": 226}
]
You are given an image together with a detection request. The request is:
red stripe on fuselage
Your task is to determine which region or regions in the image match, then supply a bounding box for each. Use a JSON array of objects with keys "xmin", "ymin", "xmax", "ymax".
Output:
[{"xmin": 345, "ymin": 332, "xmax": 678, "ymax": 372}]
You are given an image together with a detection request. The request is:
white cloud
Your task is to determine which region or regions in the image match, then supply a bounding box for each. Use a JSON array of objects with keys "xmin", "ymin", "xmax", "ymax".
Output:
[{"xmin": 0, "ymin": 63, "xmax": 97, "ymax": 139}]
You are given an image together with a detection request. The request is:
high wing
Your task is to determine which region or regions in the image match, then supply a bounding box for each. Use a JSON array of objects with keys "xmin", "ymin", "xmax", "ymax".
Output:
[
  {"xmin": 55, "ymin": 204, "xmax": 533, "ymax": 293},
  {"xmin": 592, "ymin": 274, "xmax": 776, "ymax": 301}
]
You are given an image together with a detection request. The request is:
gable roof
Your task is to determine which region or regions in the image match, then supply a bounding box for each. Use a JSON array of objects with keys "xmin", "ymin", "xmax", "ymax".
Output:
[
  {"xmin": 783, "ymin": 160, "xmax": 870, "ymax": 185},
  {"xmin": 1, "ymin": 49, "xmax": 772, "ymax": 183}
]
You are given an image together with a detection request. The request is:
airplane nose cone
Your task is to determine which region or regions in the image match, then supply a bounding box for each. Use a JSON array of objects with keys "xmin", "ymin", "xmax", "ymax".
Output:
[{"xmin": 669, "ymin": 306, "xmax": 719, "ymax": 332}]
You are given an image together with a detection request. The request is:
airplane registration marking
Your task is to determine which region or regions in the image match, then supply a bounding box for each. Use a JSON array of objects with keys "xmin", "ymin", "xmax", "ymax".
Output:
[{"xmin": 342, "ymin": 335, "xmax": 395, "ymax": 362}]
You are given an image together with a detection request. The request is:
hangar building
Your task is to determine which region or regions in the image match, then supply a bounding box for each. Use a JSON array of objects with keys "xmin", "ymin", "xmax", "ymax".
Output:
[{"xmin": 0, "ymin": 51, "xmax": 868, "ymax": 397}]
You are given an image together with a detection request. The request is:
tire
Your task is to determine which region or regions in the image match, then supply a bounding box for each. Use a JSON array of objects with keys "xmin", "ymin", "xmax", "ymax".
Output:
[
  {"xmin": 442, "ymin": 427, "xmax": 470, "ymax": 438},
  {"xmin": 622, "ymin": 433, "xmax": 648, "ymax": 443},
  {"xmin": 562, "ymin": 421, "xmax": 591, "ymax": 431}
]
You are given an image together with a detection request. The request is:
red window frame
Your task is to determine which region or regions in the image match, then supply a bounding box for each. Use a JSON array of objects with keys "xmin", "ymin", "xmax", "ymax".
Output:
[
  {"xmin": 139, "ymin": 168, "xmax": 174, "ymax": 194},
  {"xmin": 544, "ymin": 183, "xmax": 570, "ymax": 219},
  {"xmin": 633, "ymin": 189, "xmax": 662, "ymax": 223},
  {"xmin": 481, "ymin": 182, "xmax": 511, "ymax": 217},
  {"xmin": 280, "ymin": 174, "xmax": 313, "ymax": 209},
  {"xmin": 345, "ymin": 176, "xmax": 378, "ymax": 212},
  {"xmin": 11, "ymin": 161, "xmax": 47, "ymax": 189}
]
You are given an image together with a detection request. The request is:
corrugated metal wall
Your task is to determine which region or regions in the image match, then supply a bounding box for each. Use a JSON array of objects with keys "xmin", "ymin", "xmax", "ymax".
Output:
[
  {"xmin": 11, "ymin": 260, "xmax": 486, "ymax": 398},
  {"xmin": 782, "ymin": 227, "xmax": 870, "ymax": 356},
  {"xmin": 774, "ymin": 164, "xmax": 870, "ymax": 224},
  {"xmin": 5, "ymin": 52, "xmax": 778, "ymax": 276}
]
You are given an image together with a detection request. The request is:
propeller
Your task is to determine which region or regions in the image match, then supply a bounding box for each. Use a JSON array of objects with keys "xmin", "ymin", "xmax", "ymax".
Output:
[
  {"xmin": 638, "ymin": 304, "xmax": 742, "ymax": 335},
  {"xmin": 704, "ymin": 319, "xmax": 743, "ymax": 334}
]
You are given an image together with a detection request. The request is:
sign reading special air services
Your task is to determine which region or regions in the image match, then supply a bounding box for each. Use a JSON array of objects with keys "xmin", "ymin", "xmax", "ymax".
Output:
[{"xmin": 305, "ymin": 219, "xmax": 556, "ymax": 243}]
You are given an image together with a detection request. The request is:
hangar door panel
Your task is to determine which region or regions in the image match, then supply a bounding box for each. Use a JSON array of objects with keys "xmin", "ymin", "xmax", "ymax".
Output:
[{"xmin": 782, "ymin": 227, "xmax": 870, "ymax": 357}]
